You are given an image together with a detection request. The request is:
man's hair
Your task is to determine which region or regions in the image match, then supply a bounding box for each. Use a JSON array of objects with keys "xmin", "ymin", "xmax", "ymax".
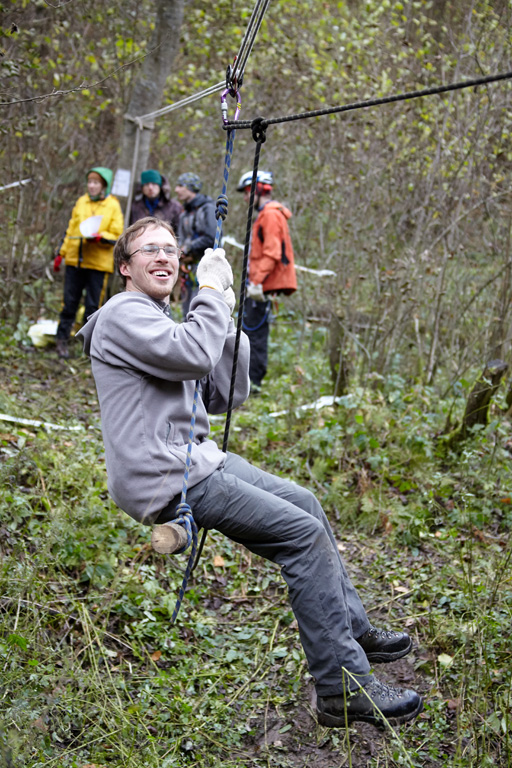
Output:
[{"xmin": 114, "ymin": 216, "xmax": 176, "ymax": 287}]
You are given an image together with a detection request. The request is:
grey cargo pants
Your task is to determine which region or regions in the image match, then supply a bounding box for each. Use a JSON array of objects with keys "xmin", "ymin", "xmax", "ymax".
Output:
[{"xmin": 159, "ymin": 452, "xmax": 373, "ymax": 696}]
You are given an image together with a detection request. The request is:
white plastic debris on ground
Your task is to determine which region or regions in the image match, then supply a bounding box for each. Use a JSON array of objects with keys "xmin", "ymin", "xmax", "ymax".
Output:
[
  {"xmin": 0, "ymin": 413, "xmax": 84, "ymax": 432},
  {"xmin": 28, "ymin": 319, "xmax": 58, "ymax": 347},
  {"xmin": 269, "ymin": 395, "xmax": 342, "ymax": 418}
]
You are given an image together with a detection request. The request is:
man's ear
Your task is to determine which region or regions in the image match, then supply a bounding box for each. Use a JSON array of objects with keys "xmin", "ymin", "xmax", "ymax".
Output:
[{"xmin": 120, "ymin": 261, "xmax": 130, "ymax": 277}]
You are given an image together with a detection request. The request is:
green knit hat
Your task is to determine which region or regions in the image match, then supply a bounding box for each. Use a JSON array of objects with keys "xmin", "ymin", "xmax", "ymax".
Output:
[{"xmin": 141, "ymin": 169, "xmax": 162, "ymax": 187}]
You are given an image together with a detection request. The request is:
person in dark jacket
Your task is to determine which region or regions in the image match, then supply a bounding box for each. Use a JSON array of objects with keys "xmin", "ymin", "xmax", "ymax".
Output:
[
  {"xmin": 129, "ymin": 170, "xmax": 182, "ymax": 233},
  {"xmin": 175, "ymin": 172, "xmax": 216, "ymax": 316}
]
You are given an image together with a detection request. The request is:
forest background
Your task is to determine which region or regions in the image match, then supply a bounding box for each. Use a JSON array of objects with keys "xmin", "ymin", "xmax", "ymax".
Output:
[{"xmin": 1, "ymin": 1, "xmax": 512, "ymax": 766}]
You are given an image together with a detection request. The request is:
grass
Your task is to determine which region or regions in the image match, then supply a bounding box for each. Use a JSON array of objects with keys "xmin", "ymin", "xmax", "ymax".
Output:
[{"xmin": 0, "ymin": 309, "xmax": 511, "ymax": 767}]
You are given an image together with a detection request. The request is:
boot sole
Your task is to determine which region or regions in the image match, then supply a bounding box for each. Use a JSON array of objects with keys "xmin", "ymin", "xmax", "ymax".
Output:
[
  {"xmin": 364, "ymin": 637, "xmax": 413, "ymax": 664},
  {"xmin": 317, "ymin": 696, "xmax": 423, "ymax": 730}
]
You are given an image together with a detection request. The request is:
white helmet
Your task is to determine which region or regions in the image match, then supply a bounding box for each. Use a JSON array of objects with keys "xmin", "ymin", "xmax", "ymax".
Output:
[{"xmin": 236, "ymin": 170, "xmax": 274, "ymax": 192}]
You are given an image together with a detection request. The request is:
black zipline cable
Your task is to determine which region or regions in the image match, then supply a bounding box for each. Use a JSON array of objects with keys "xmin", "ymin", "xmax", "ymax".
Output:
[
  {"xmin": 174, "ymin": 63, "xmax": 512, "ymax": 593},
  {"xmin": 223, "ymin": 69, "xmax": 512, "ymax": 130},
  {"xmin": 221, "ymin": 121, "xmax": 267, "ymax": 452}
]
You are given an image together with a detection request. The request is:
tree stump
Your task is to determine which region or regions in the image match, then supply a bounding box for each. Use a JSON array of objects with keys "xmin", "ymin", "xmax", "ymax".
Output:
[
  {"xmin": 151, "ymin": 522, "xmax": 188, "ymax": 554},
  {"xmin": 446, "ymin": 359, "xmax": 508, "ymax": 449}
]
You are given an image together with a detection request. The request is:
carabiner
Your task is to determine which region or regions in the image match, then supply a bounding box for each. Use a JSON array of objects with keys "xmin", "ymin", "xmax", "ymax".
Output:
[{"xmin": 221, "ymin": 87, "xmax": 241, "ymax": 126}]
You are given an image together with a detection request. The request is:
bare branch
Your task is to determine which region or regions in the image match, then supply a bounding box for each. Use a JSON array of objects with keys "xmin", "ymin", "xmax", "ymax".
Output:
[{"xmin": 0, "ymin": 50, "xmax": 150, "ymax": 108}]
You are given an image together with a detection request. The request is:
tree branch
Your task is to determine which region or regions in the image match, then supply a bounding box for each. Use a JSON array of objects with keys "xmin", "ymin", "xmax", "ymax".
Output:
[{"xmin": 0, "ymin": 50, "xmax": 152, "ymax": 108}]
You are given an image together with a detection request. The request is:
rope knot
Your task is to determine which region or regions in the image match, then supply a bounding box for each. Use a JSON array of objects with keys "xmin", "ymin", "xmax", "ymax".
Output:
[
  {"xmin": 169, "ymin": 500, "xmax": 199, "ymax": 624},
  {"xmin": 251, "ymin": 116, "xmax": 267, "ymax": 144},
  {"xmin": 170, "ymin": 502, "xmax": 197, "ymax": 554},
  {"xmin": 215, "ymin": 193, "xmax": 229, "ymax": 221}
]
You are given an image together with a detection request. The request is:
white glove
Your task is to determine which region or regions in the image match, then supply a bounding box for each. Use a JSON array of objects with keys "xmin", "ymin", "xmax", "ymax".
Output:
[
  {"xmin": 247, "ymin": 282, "xmax": 265, "ymax": 302},
  {"xmin": 223, "ymin": 287, "xmax": 236, "ymax": 314},
  {"xmin": 196, "ymin": 247, "xmax": 233, "ymax": 292}
]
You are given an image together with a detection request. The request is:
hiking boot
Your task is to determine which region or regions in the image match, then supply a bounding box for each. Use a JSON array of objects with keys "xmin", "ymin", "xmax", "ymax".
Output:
[
  {"xmin": 56, "ymin": 339, "xmax": 69, "ymax": 359},
  {"xmin": 357, "ymin": 624, "xmax": 413, "ymax": 663},
  {"xmin": 317, "ymin": 678, "xmax": 423, "ymax": 729}
]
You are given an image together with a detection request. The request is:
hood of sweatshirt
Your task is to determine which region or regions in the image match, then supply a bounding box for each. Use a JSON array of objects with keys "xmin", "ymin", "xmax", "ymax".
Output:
[
  {"xmin": 184, "ymin": 192, "xmax": 212, "ymax": 212},
  {"xmin": 87, "ymin": 166, "xmax": 113, "ymax": 197},
  {"xmin": 261, "ymin": 200, "xmax": 293, "ymax": 220},
  {"xmin": 77, "ymin": 306, "xmax": 99, "ymax": 354}
]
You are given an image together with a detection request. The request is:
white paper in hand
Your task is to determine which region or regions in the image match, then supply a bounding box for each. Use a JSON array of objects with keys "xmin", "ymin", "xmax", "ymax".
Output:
[{"xmin": 79, "ymin": 215, "xmax": 102, "ymax": 238}]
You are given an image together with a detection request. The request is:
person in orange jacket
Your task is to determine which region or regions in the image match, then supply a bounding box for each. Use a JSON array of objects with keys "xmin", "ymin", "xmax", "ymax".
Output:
[
  {"xmin": 237, "ymin": 170, "xmax": 297, "ymax": 390},
  {"xmin": 54, "ymin": 166, "xmax": 124, "ymax": 359}
]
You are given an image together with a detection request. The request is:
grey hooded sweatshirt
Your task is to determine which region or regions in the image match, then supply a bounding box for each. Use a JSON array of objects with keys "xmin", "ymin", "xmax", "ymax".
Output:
[{"xmin": 77, "ymin": 288, "xmax": 250, "ymax": 524}]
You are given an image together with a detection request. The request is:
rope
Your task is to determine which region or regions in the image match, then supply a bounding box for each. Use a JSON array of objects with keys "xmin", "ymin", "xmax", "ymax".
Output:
[
  {"xmin": 191, "ymin": 117, "xmax": 267, "ymax": 573},
  {"xmin": 175, "ymin": 87, "xmax": 240, "ymax": 583},
  {"xmin": 161, "ymin": 0, "xmax": 272, "ymax": 611},
  {"xmin": 242, "ymin": 298, "xmax": 271, "ymax": 332},
  {"xmin": 169, "ymin": 502, "xmax": 198, "ymax": 623},
  {"xmin": 214, "ymin": 123, "xmax": 237, "ymax": 248},
  {"xmin": 168, "ymin": 384, "xmax": 201, "ymax": 623},
  {"xmin": 191, "ymin": 117, "xmax": 238, "ymax": 572},
  {"xmin": 224, "ymin": 69, "xmax": 512, "ymax": 130},
  {"xmin": 223, "ymin": 118, "xmax": 267, "ymax": 445}
]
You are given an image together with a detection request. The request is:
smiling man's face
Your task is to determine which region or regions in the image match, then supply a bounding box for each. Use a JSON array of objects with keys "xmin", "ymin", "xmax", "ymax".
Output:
[{"xmin": 120, "ymin": 225, "xmax": 180, "ymax": 301}]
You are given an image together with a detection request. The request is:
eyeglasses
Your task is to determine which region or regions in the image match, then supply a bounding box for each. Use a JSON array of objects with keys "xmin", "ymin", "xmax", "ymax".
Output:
[{"xmin": 128, "ymin": 244, "xmax": 182, "ymax": 258}]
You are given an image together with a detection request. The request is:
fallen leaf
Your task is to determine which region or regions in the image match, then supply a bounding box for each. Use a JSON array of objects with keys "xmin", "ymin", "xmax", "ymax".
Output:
[
  {"xmin": 31, "ymin": 718, "xmax": 47, "ymax": 732},
  {"xmin": 213, "ymin": 555, "xmax": 225, "ymax": 567},
  {"xmin": 80, "ymin": 764, "xmax": 108, "ymax": 768},
  {"xmin": 0, "ymin": 433, "xmax": 17, "ymax": 442}
]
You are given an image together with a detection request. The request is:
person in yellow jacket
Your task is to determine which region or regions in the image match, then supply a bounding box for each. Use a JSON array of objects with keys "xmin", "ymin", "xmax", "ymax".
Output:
[{"xmin": 54, "ymin": 166, "xmax": 124, "ymax": 359}]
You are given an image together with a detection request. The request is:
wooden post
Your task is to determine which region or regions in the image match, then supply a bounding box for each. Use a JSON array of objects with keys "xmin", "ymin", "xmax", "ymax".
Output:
[{"xmin": 151, "ymin": 522, "xmax": 188, "ymax": 554}]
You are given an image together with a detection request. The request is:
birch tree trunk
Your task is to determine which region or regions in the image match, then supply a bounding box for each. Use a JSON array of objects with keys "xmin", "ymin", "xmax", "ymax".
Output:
[{"xmin": 118, "ymin": 0, "xmax": 185, "ymax": 188}]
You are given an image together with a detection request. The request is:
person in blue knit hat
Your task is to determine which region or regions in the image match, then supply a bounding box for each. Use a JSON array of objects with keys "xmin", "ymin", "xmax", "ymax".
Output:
[{"xmin": 129, "ymin": 169, "xmax": 182, "ymax": 233}]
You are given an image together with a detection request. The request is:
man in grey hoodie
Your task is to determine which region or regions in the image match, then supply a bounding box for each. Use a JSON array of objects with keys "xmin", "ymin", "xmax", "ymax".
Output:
[{"xmin": 77, "ymin": 217, "xmax": 423, "ymax": 731}]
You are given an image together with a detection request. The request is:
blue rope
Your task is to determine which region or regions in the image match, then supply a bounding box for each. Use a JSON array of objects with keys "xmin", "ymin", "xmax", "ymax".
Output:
[
  {"xmin": 169, "ymin": 117, "xmax": 239, "ymax": 622},
  {"xmin": 169, "ymin": 382, "xmax": 200, "ymax": 624},
  {"xmin": 170, "ymin": 502, "xmax": 198, "ymax": 624},
  {"xmin": 214, "ymin": 125, "xmax": 236, "ymax": 248}
]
